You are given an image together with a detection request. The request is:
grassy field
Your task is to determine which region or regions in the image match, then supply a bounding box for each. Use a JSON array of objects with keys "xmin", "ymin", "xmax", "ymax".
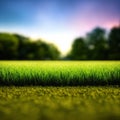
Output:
[
  {"xmin": 0, "ymin": 86, "xmax": 120, "ymax": 120},
  {"xmin": 0, "ymin": 61, "xmax": 120, "ymax": 86},
  {"xmin": 0, "ymin": 61, "xmax": 120, "ymax": 120}
]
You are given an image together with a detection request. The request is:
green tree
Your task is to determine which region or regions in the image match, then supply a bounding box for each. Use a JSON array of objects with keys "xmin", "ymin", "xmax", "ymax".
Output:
[
  {"xmin": 48, "ymin": 43, "xmax": 60, "ymax": 60},
  {"xmin": 14, "ymin": 34, "xmax": 33, "ymax": 60},
  {"xmin": 108, "ymin": 27, "xmax": 120, "ymax": 60},
  {"xmin": 0, "ymin": 33, "xmax": 18, "ymax": 60},
  {"xmin": 69, "ymin": 37, "xmax": 88, "ymax": 60},
  {"xmin": 32, "ymin": 40, "xmax": 60, "ymax": 60},
  {"xmin": 0, "ymin": 33, "xmax": 60, "ymax": 60},
  {"xmin": 32, "ymin": 40, "xmax": 50, "ymax": 60},
  {"xmin": 86, "ymin": 27, "xmax": 109, "ymax": 60}
]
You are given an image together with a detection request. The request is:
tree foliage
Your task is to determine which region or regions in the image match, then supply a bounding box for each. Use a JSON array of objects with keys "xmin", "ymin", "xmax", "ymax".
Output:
[
  {"xmin": 0, "ymin": 33, "xmax": 60, "ymax": 60},
  {"xmin": 68, "ymin": 26, "xmax": 120, "ymax": 60},
  {"xmin": 0, "ymin": 33, "xmax": 18, "ymax": 60},
  {"xmin": 0, "ymin": 26, "xmax": 120, "ymax": 60},
  {"xmin": 108, "ymin": 27, "xmax": 120, "ymax": 60},
  {"xmin": 69, "ymin": 38, "xmax": 88, "ymax": 60},
  {"xmin": 86, "ymin": 27, "xmax": 109, "ymax": 60}
]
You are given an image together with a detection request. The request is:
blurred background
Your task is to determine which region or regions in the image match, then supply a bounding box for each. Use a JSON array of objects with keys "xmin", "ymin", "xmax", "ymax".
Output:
[{"xmin": 0, "ymin": 0, "xmax": 120, "ymax": 60}]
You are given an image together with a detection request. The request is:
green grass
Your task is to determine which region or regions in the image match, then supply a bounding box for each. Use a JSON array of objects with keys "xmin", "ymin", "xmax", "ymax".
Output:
[
  {"xmin": 0, "ymin": 86, "xmax": 120, "ymax": 120},
  {"xmin": 0, "ymin": 62, "xmax": 119, "ymax": 120},
  {"xmin": 0, "ymin": 61, "xmax": 120, "ymax": 86}
]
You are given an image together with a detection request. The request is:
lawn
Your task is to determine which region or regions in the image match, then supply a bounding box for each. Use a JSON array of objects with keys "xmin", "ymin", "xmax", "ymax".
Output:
[
  {"xmin": 0, "ymin": 61, "xmax": 120, "ymax": 120},
  {"xmin": 0, "ymin": 61, "xmax": 120, "ymax": 86},
  {"xmin": 0, "ymin": 86, "xmax": 120, "ymax": 120}
]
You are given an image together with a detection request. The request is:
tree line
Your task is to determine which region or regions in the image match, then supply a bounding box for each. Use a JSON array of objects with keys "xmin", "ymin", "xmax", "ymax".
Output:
[
  {"xmin": 0, "ymin": 26, "xmax": 120, "ymax": 60},
  {"xmin": 67, "ymin": 26, "xmax": 120, "ymax": 60},
  {"xmin": 0, "ymin": 34, "xmax": 60, "ymax": 60}
]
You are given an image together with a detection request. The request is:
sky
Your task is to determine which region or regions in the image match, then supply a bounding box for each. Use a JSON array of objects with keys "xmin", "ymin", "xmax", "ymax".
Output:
[{"xmin": 0, "ymin": 0, "xmax": 120, "ymax": 55}]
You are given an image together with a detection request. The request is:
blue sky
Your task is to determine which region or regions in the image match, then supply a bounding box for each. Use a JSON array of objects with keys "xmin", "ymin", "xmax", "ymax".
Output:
[{"xmin": 0, "ymin": 0, "xmax": 120, "ymax": 54}]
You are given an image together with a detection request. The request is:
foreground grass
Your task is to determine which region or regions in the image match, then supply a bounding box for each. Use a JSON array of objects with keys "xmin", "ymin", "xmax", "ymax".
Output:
[
  {"xmin": 0, "ymin": 61, "xmax": 120, "ymax": 86},
  {"xmin": 0, "ymin": 86, "xmax": 120, "ymax": 120}
]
